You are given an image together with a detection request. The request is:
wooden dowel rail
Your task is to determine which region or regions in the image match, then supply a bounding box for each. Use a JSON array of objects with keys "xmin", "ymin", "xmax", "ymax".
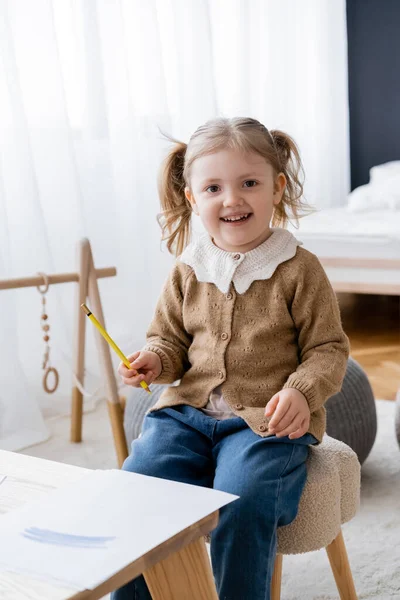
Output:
[{"xmin": 0, "ymin": 267, "xmax": 116, "ymax": 291}]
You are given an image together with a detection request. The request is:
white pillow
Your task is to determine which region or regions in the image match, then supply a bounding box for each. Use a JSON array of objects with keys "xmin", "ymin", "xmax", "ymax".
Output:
[
  {"xmin": 347, "ymin": 184, "xmax": 371, "ymax": 213},
  {"xmin": 370, "ymin": 160, "xmax": 400, "ymax": 185},
  {"xmin": 347, "ymin": 161, "xmax": 400, "ymax": 213}
]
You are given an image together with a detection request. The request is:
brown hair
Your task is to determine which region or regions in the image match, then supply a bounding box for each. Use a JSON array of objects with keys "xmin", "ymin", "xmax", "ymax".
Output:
[{"xmin": 157, "ymin": 117, "xmax": 310, "ymax": 256}]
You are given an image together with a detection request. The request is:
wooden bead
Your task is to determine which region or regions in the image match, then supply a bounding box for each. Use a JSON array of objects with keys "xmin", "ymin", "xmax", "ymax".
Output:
[
  {"xmin": 43, "ymin": 325, "xmax": 50, "ymax": 331},
  {"xmin": 41, "ymin": 314, "xmax": 48, "ymax": 320},
  {"xmin": 43, "ymin": 335, "xmax": 50, "ymax": 342}
]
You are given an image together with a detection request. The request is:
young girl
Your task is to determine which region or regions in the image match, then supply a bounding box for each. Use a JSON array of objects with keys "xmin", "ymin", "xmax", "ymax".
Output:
[{"xmin": 112, "ymin": 117, "xmax": 349, "ymax": 600}]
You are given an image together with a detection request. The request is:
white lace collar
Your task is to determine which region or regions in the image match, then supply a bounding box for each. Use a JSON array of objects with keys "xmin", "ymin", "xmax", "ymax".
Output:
[{"xmin": 179, "ymin": 228, "xmax": 302, "ymax": 294}]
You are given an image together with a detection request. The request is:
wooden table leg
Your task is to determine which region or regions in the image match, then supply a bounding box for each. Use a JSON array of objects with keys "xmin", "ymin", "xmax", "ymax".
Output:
[{"xmin": 144, "ymin": 537, "xmax": 218, "ymax": 600}]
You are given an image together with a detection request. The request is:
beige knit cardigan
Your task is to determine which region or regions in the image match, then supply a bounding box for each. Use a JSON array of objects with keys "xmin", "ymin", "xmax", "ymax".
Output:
[{"xmin": 143, "ymin": 247, "xmax": 350, "ymax": 443}]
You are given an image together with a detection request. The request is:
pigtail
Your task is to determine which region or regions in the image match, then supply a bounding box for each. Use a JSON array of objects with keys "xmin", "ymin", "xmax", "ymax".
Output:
[
  {"xmin": 270, "ymin": 129, "xmax": 312, "ymax": 227},
  {"xmin": 157, "ymin": 141, "xmax": 192, "ymax": 256}
]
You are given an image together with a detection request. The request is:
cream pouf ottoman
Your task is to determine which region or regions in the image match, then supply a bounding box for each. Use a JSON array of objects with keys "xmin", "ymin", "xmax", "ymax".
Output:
[{"xmin": 272, "ymin": 435, "xmax": 361, "ymax": 599}]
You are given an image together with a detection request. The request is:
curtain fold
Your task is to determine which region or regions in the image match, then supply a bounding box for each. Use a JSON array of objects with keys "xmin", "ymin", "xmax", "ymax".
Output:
[{"xmin": 0, "ymin": 0, "xmax": 350, "ymax": 450}]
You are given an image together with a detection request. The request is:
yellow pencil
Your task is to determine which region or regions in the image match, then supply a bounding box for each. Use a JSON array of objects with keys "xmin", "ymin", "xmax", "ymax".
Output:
[{"xmin": 81, "ymin": 303, "xmax": 151, "ymax": 394}]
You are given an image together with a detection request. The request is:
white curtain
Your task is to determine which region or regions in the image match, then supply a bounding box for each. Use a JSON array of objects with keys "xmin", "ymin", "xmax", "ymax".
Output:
[{"xmin": 0, "ymin": 0, "xmax": 350, "ymax": 451}]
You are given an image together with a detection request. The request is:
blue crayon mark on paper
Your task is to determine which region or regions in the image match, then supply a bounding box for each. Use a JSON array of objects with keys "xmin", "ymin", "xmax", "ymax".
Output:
[{"xmin": 21, "ymin": 527, "xmax": 116, "ymax": 549}]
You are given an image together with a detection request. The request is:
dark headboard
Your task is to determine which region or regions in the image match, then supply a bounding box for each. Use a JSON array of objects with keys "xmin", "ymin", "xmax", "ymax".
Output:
[{"xmin": 346, "ymin": 0, "xmax": 400, "ymax": 190}]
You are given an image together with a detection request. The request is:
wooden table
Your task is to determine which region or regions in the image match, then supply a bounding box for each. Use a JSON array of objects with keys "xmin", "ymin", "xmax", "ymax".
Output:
[{"xmin": 0, "ymin": 450, "xmax": 219, "ymax": 600}]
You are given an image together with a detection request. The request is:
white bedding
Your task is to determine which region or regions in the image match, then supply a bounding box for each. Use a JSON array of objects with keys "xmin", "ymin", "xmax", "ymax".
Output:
[
  {"xmin": 289, "ymin": 208, "xmax": 400, "ymax": 260},
  {"xmin": 288, "ymin": 208, "xmax": 400, "ymax": 292}
]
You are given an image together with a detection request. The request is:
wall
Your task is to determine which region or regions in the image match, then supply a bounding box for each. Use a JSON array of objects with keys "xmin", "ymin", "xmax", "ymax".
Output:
[{"xmin": 347, "ymin": 0, "xmax": 400, "ymax": 189}]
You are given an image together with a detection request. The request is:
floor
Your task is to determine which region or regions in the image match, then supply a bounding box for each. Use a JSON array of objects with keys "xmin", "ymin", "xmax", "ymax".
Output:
[
  {"xmin": 339, "ymin": 293, "xmax": 400, "ymax": 400},
  {"xmin": 21, "ymin": 398, "xmax": 120, "ymax": 469}
]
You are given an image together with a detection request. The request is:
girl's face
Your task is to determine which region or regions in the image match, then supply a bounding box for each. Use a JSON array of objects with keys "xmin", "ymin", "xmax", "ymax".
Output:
[{"xmin": 185, "ymin": 148, "xmax": 286, "ymax": 253}]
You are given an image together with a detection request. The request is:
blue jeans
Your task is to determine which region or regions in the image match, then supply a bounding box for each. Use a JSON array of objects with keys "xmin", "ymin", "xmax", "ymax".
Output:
[{"xmin": 111, "ymin": 405, "xmax": 317, "ymax": 600}]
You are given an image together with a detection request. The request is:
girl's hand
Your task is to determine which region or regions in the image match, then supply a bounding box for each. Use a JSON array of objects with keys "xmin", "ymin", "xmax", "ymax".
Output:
[
  {"xmin": 265, "ymin": 388, "xmax": 310, "ymax": 440},
  {"xmin": 118, "ymin": 351, "xmax": 162, "ymax": 387}
]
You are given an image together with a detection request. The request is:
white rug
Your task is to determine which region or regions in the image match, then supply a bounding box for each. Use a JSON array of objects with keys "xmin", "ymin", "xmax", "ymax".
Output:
[{"xmin": 21, "ymin": 399, "xmax": 400, "ymax": 599}]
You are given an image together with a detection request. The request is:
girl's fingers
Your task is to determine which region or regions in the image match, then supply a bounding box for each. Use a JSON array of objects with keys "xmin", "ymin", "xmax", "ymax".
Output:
[
  {"xmin": 271, "ymin": 409, "xmax": 297, "ymax": 434},
  {"xmin": 288, "ymin": 418, "xmax": 308, "ymax": 440},
  {"xmin": 268, "ymin": 400, "xmax": 291, "ymax": 430},
  {"xmin": 275, "ymin": 414, "xmax": 304, "ymax": 438},
  {"xmin": 118, "ymin": 363, "xmax": 138, "ymax": 378},
  {"xmin": 122, "ymin": 373, "xmax": 145, "ymax": 387},
  {"xmin": 123, "ymin": 368, "xmax": 157, "ymax": 387},
  {"xmin": 265, "ymin": 394, "xmax": 280, "ymax": 416},
  {"xmin": 130, "ymin": 353, "xmax": 149, "ymax": 370},
  {"xmin": 119, "ymin": 352, "xmax": 141, "ymax": 377},
  {"xmin": 142, "ymin": 371, "xmax": 155, "ymax": 385}
]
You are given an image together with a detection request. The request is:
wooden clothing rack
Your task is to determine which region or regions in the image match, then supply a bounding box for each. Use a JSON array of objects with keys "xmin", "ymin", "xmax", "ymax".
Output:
[{"xmin": 0, "ymin": 238, "xmax": 128, "ymax": 467}]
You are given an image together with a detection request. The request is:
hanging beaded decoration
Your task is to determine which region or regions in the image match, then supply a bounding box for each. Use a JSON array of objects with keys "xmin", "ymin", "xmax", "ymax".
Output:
[{"xmin": 37, "ymin": 272, "xmax": 59, "ymax": 394}]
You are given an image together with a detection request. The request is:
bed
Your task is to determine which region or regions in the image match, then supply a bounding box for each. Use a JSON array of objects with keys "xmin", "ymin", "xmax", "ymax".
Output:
[{"xmin": 289, "ymin": 209, "xmax": 400, "ymax": 295}]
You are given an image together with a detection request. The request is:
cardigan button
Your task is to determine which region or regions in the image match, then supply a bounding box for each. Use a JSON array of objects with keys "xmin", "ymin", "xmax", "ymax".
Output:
[
  {"xmin": 235, "ymin": 403, "xmax": 244, "ymax": 410},
  {"xmin": 218, "ymin": 370, "xmax": 224, "ymax": 379},
  {"xmin": 232, "ymin": 253, "xmax": 241, "ymax": 260},
  {"xmin": 221, "ymin": 332, "xmax": 228, "ymax": 340},
  {"xmin": 259, "ymin": 424, "xmax": 267, "ymax": 432},
  {"xmin": 226, "ymin": 293, "xmax": 233, "ymax": 300}
]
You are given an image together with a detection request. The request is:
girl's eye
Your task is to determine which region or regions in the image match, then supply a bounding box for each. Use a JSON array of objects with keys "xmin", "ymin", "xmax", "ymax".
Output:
[
  {"xmin": 243, "ymin": 180, "xmax": 257, "ymax": 188},
  {"xmin": 205, "ymin": 185, "xmax": 220, "ymax": 193}
]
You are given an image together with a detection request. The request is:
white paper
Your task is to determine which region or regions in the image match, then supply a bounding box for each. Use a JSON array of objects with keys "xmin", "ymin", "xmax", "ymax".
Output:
[{"xmin": 0, "ymin": 469, "xmax": 237, "ymax": 590}]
